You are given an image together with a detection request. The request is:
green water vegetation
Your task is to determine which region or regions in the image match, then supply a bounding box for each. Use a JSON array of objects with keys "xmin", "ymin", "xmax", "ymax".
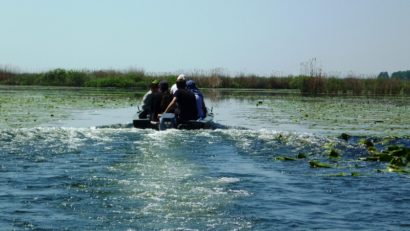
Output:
[
  {"xmin": 297, "ymin": 153, "xmax": 307, "ymax": 159},
  {"xmin": 309, "ymin": 160, "xmax": 334, "ymax": 168},
  {"xmin": 322, "ymin": 172, "xmax": 361, "ymax": 177},
  {"xmin": 275, "ymin": 156, "xmax": 297, "ymax": 161},
  {"xmin": 361, "ymin": 144, "xmax": 410, "ymax": 173},
  {"xmin": 339, "ymin": 133, "xmax": 351, "ymax": 141},
  {"xmin": 0, "ymin": 86, "xmax": 139, "ymax": 128},
  {"xmin": 1, "ymin": 67, "xmax": 410, "ymax": 95},
  {"xmin": 275, "ymin": 152, "xmax": 308, "ymax": 161},
  {"xmin": 273, "ymin": 132, "xmax": 410, "ymax": 176},
  {"xmin": 260, "ymin": 95, "xmax": 410, "ymax": 136},
  {"xmin": 329, "ymin": 149, "xmax": 341, "ymax": 158}
]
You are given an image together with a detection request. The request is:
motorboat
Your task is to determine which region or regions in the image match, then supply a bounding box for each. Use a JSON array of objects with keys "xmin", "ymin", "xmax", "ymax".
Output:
[{"xmin": 133, "ymin": 110, "xmax": 214, "ymax": 130}]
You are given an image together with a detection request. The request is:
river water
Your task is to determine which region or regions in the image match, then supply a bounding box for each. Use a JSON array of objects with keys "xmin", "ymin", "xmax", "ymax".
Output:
[{"xmin": 1, "ymin": 88, "xmax": 410, "ymax": 230}]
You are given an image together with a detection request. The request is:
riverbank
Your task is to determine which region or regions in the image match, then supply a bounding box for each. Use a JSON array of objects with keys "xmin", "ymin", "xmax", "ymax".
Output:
[{"xmin": 1, "ymin": 68, "xmax": 410, "ymax": 95}]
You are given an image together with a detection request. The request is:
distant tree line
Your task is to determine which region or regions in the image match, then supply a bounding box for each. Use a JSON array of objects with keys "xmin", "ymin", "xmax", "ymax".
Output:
[
  {"xmin": 1, "ymin": 68, "xmax": 409, "ymax": 95},
  {"xmin": 378, "ymin": 70, "xmax": 410, "ymax": 80}
]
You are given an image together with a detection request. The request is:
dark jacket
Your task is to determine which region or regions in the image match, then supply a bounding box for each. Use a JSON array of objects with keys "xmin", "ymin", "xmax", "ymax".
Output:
[{"xmin": 174, "ymin": 89, "xmax": 198, "ymax": 121}]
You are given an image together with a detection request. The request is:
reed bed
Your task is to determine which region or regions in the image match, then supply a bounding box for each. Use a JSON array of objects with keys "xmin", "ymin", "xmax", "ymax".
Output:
[{"xmin": 1, "ymin": 68, "xmax": 409, "ymax": 95}]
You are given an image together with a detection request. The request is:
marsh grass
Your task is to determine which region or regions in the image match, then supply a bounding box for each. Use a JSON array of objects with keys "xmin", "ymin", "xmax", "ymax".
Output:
[{"xmin": 1, "ymin": 68, "xmax": 409, "ymax": 95}]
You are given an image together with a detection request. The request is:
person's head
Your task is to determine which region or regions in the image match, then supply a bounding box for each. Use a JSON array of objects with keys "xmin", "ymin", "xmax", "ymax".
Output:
[
  {"xmin": 159, "ymin": 80, "xmax": 169, "ymax": 92},
  {"xmin": 150, "ymin": 80, "xmax": 159, "ymax": 92},
  {"xmin": 176, "ymin": 78, "xmax": 186, "ymax": 89},
  {"xmin": 177, "ymin": 74, "xmax": 185, "ymax": 82},
  {"xmin": 186, "ymin": 80, "xmax": 198, "ymax": 91}
]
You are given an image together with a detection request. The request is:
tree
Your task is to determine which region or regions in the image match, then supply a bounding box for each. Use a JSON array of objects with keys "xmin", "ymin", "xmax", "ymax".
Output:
[
  {"xmin": 391, "ymin": 70, "xmax": 410, "ymax": 80},
  {"xmin": 377, "ymin": 71, "xmax": 389, "ymax": 79}
]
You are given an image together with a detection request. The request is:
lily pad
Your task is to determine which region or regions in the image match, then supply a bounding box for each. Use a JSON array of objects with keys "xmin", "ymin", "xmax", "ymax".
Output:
[
  {"xmin": 329, "ymin": 149, "xmax": 340, "ymax": 158},
  {"xmin": 351, "ymin": 172, "xmax": 361, "ymax": 177},
  {"xmin": 309, "ymin": 160, "xmax": 333, "ymax": 168},
  {"xmin": 297, "ymin": 153, "xmax": 307, "ymax": 159},
  {"xmin": 276, "ymin": 156, "xmax": 297, "ymax": 161},
  {"xmin": 339, "ymin": 133, "xmax": 351, "ymax": 141}
]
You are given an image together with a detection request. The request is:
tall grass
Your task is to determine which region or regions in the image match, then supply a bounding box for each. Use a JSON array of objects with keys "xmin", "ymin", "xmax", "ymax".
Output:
[{"xmin": 0, "ymin": 68, "xmax": 409, "ymax": 95}]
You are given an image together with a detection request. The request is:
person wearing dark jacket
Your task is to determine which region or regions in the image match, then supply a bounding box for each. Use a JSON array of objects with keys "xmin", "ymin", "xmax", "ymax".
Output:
[
  {"xmin": 151, "ymin": 80, "xmax": 173, "ymax": 121},
  {"xmin": 159, "ymin": 80, "xmax": 174, "ymax": 113},
  {"xmin": 163, "ymin": 78, "xmax": 197, "ymax": 122}
]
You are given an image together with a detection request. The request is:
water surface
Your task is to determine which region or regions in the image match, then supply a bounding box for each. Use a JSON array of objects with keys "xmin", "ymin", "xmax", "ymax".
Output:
[{"xmin": 1, "ymin": 87, "xmax": 410, "ymax": 230}]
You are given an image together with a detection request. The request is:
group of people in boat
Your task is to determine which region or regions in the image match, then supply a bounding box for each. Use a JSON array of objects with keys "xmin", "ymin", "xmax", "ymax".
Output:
[{"xmin": 138, "ymin": 74, "xmax": 207, "ymax": 124}]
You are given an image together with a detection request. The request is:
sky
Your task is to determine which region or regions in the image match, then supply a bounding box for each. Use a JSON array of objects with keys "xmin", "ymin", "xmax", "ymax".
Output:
[{"xmin": 0, "ymin": 0, "xmax": 409, "ymax": 76}]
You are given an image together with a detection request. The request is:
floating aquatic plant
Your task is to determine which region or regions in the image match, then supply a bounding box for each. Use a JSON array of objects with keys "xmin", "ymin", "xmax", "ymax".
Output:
[
  {"xmin": 360, "ymin": 145, "xmax": 410, "ymax": 174},
  {"xmin": 323, "ymin": 172, "xmax": 361, "ymax": 177},
  {"xmin": 297, "ymin": 153, "xmax": 307, "ymax": 159},
  {"xmin": 309, "ymin": 160, "xmax": 333, "ymax": 168},
  {"xmin": 360, "ymin": 138, "xmax": 374, "ymax": 148},
  {"xmin": 275, "ymin": 152, "xmax": 308, "ymax": 161},
  {"xmin": 275, "ymin": 156, "xmax": 297, "ymax": 161},
  {"xmin": 329, "ymin": 149, "xmax": 341, "ymax": 158},
  {"xmin": 350, "ymin": 172, "xmax": 361, "ymax": 177},
  {"xmin": 339, "ymin": 133, "xmax": 351, "ymax": 141},
  {"xmin": 328, "ymin": 172, "xmax": 347, "ymax": 177},
  {"xmin": 0, "ymin": 86, "xmax": 139, "ymax": 128},
  {"xmin": 387, "ymin": 165, "xmax": 410, "ymax": 174}
]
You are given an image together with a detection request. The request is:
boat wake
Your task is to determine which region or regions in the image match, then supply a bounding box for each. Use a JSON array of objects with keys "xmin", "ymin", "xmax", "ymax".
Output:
[
  {"xmin": 96, "ymin": 123, "xmax": 135, "ymax": 129},
  {"xmin": 96, "ymin": 121, "xmax": 233, "ymax": 130},
  {"xmin": 1, "ymin": 126, "xmax": 410, "ymax": 230}
]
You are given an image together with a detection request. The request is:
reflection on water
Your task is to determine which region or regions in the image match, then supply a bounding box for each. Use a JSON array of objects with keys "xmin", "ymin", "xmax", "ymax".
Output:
[{"xmin": 1, "ymin": 87, "xmax": 410, "ymax": 230}]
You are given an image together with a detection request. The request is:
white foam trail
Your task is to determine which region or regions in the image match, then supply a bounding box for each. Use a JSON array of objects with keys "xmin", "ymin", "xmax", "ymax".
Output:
[{"xmin": 216, "ymin": 177, "xmax": 240, "ymax": 184}]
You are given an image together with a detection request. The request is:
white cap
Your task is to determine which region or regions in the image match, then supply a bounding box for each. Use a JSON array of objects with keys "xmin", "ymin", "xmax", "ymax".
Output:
[{"xmin": 177, "ymin": 74, "xmax": 185, "ymax": 81}]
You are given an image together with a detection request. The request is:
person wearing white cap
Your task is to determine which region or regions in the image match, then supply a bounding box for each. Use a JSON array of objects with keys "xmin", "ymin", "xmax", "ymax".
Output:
[{"xmin": 170, "ymin": 74, "xmax": 185, "ymax": 95}]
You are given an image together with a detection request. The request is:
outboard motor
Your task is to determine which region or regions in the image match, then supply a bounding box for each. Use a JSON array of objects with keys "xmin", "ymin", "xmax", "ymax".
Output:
[{"xmin": 159, "ymin": 113, "xmax": 177, "ymax": 130}]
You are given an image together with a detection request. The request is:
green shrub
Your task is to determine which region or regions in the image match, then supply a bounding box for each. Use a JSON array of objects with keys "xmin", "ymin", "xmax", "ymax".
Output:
[
  {"xmin": 85, "ymin": 77, "xmax": 136, "ymax": 88},
  {"xmin": 66, "ymin": 70, "xmax": 89, "ymax": 87},
  {"xmin": 40, "ymin": 68, "xmax": 68, "ymax": 86}
]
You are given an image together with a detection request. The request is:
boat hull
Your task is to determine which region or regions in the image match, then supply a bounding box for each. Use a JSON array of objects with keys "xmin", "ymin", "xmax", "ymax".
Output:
[{"xmin": 133, "ymin": 113, "xmax": 214, "ymax": 130}]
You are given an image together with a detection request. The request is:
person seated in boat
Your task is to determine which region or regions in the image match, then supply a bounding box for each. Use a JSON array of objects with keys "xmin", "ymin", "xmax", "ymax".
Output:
[
  {"xmin": 159, "ymin": 80, "xmax": 174, "ymax": 112},
  {"xmin": 170, "ymin": 74, "xmax": 185, "ymax": 95},
  {"xmin": 163, "ymin": 78, "xmax": 198, "ymax": 123},
  {"xmin": 150, "ymin": 80, "xmax": 174, "ymax": 122},
  {"xmin": 138, "ymin": 80, "xmax": 159, "ymax": 119},
  {"xmin": 186, "ymin": 80, "xmax": 207, "ymax": 120}
]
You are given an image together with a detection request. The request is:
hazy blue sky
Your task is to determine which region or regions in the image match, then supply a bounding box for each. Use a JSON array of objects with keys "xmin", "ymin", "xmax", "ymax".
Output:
[{"xmin": 1, "ymin": 0, "xmax": 409, "ymax": 76}]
